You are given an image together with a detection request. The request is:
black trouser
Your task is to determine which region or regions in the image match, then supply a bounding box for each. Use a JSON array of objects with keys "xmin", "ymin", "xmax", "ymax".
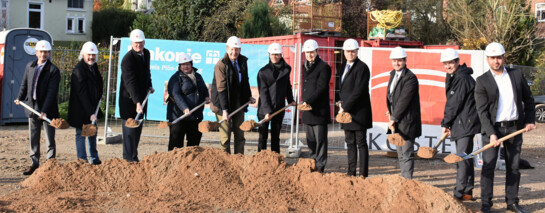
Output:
[
  {"xmin": 29, "ymin": 117, "xmax": 56, "ymax": 167},
  {"xmin": 454, "ymin": 135, "xmax": 475, "ymax": 198},
  {"xmin": 345, "ymin": 129, "xmax": 369, "ymax": 177},
  {"xmin": 305, "ymin": 124, "xmax": 328, "ymax": 172},
  {"xmin": 396, "ymin": 138, "xmax": 414, "ymax": 179},
  {"xmin": 168, "ymin": 120, "xmax": 202, "ymax": 151},
  {"xmin": 481, "ymin": 125, "xmax": 522, "ymax": 208},
  {"xmin": 122, "ymin": 119, "xmax": 143, "ymax": 162},
  {"xmin": 257, "ymin": 112, "xmax": 284, "ymax": 153}
]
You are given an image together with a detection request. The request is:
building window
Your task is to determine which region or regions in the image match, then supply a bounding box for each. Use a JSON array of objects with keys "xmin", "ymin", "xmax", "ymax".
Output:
[
  {"xmin": 28, "ymin": 3, "xmax": 42, "ymax": 29},
  {"xmin": 67, "ymin": 16, "xmax": 85, "ymax": 34},
  {"xmin": 1, "ymin": 0, "xmax": 7, "ymax": 29},
  {"xmin": 537, "ymin": 3, "xmax": 545, "ymax": 22},
  {"xmin": 68, "ymin": 0, "xmax": 84, "ymax": 9}
]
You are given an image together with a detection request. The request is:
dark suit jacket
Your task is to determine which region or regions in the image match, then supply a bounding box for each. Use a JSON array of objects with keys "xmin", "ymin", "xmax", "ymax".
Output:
[
  {"xmin": 474, "ymin": 68, "xmax": 535, "ymax": 136},
  {"xmin": 257, "ymin": 58, "xmax": 294, "ymax": 116},
  {"xmin": 301, "ymin": 56, "xmax": 331, "ymax": 125},
  {"xmin": 167, "ymin": 68, "xmax": 209, "ymax": 122},
  {"xmin": 17, "ymin": 59, "xmax": 60, "ymax": 118},
  {"xmin": 210, "ymin": 54, "xmax": 252, "ymax": 114},
  {"xmin": 386, "ymin": 68, "xmax": 422, "ymax": 140},
  {"xmin": 338, "ymin": 58, "xmax": 372, "ymax": 130},
  {"xmin": 119, "ymin": 48, "xmax": 153, "ymax": 119},
  {"xmin": 68, "ymin": 60, "xmax": 104, "ymax": 128}
]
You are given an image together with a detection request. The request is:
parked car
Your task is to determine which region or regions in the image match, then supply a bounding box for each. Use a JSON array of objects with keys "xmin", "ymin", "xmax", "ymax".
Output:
[{"xmin": 535, "ymin": 96, "xmax": 545, "ymax": 123}]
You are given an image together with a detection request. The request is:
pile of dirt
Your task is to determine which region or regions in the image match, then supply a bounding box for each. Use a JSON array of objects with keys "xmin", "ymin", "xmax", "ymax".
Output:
[
  {"xmin": 417, "ymin": 146, "xmax": 438, "ymax": 159},
  {"xmin": 0, "ymin": 147, "xmax": 468, "ymax": 212},
  {"xmin": 297, "ymin": 103, "xmax": 312, "ymax": 111},
  {"xmin": 157, "ymin": 121, "xmax": 170, "ymax": 128},
  {"xmin": 198, "ymin": 121, "xmax": 220, "ymax": 133},
  {"xmin": 81, "ymin": 124, "xmax": 97, "ymax": 137},
  {"xmin": 444, "ymin": 154, "xmax": 463, "ymax": 164},
  {"xmin": 335, "ymin": 112, "xmax": 352, "ymax": 123},
  {"xmin": 50, "ymin": 118, "xmax": 69, "ymax": 129},
  {"xmin": 125, "ymin": 118, "xmax": 139, "ymax": 127},
  {"xmin": 240, "ymin": 120, "xmax": 258, "ymax": 131}
]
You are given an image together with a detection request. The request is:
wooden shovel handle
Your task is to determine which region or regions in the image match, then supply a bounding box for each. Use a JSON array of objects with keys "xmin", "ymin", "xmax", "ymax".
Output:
[
  {"xmin": 218, "ymin": 101, "xmax": 252, "ymax": 124},
  {"xmin": 259, "ymin": 103, "xmax": 295, "ymax": 124},
  {"xmin": 171, "ymin": 100, "xmax": 209, "ymax": 125},
  {"xmin": 14, "ymin": 100, "xmax": 52, "ymax": 123},
  {"xmin": 472, "ymin": 128, "xmax": 530, "ymax": 156},
  {"xmin": 432, "ymin": 133, "xmax": 449, "ymax": 149}
]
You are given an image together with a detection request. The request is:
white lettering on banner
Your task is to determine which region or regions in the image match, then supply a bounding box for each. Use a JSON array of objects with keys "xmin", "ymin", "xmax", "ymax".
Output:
[
  {"xmin": 150, "ymin": 64, "xmax": 160, "ymax": 70},
  {"xmin": 161, "ymin": 65, "xmax": 177, "ymax": 71},
  {"xmin": 206, "ymin": 50, "xmax": 220, "ymax": 64},
  {"xmin": 125, "ymin": 45, "xmax": 206, "ymax": 64}
]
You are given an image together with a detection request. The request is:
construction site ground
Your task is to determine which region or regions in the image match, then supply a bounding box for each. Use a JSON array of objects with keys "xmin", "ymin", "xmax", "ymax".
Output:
[{"xmin": 0, "ymin": 122, "xmax": 543, "ymax": 212}]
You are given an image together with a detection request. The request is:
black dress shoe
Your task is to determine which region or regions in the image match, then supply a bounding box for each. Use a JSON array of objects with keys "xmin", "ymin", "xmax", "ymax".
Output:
[
  {"xmin": 507, "ymin": 204, "xmax": 528, "ymax": 213},
  {"xmin": 91, "ymin": 159, "xmax": 102, "ymax": 165},
  {"xmin": 22, "ymin": 166, "xmax": 38, "ymax": 175}
]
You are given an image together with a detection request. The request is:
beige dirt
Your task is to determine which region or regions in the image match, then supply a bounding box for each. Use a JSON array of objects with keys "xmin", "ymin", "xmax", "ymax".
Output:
[
  {"xmin": 81, "ymin": 124, "xmax": 97, "ymax": 137},
  {"xmin": 50, "ymin": 118, "xmax": 70, "ymax": 129},
  {"xmin": 240, "ymin": 120, "xmax": 258, "ymax": 131},
  {"xmin": 297, "ymin": 104, "xmax": 312, "ymax": 111},
  {"xmin": 125, "ymin": 118, "xmax": 139, "ymax": 128},
  {"xmin": 417, "ymin": 147, "xmax": 438, "ymax": 159},
  {"xmin": 0, "ymin": 123, "xmax": 544, "ymax": 212},
  {"xmin": 198, "ymin": 121, "xmax": 220, "ymax": 133},
  {"xmin": 387, "ymin": 133, "xmax": 405, "ymax": 146},
  {"xmin": 335, "ymin": 112, "xmax": 352, "ymax": 123},
  {"xmin": 444, "ymin": 154, "xmax": 464, "ymax": 164},
  {"xmin": 157, "ymin": 121, "xmax": 170, "ymax": 128}
]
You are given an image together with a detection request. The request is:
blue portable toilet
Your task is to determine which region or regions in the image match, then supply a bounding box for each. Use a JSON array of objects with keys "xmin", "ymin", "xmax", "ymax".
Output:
[{"xmin": 0, "ymin": 28, "xmax": 53, "ymax": 125}]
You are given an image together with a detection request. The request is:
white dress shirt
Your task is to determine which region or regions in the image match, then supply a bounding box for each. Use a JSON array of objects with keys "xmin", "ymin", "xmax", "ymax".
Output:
[
  {"xmin": 492, "ymin": 67, "xmax": 518, "ymax": 122},
  {"xmin": 389, "ymin": 69, "xmax": 402, "ymax": 94}
]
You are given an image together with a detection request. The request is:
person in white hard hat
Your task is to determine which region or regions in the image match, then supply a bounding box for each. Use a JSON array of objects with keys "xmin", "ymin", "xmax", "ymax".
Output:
[
  {"xmin": 256, "ymin": 43, "xmax": 295, "ymax": 153},
  {"xmin": 385, "ymin": 46, "xmax": 421, "ymax": 179},
  {"xmin": 438, "ymin": 48, "xmax": 480, "ymax": 202},
  {"xmin": 475, "ymin": 42, "xmax": 535, "ymax": 213},
  {"xmin": 67, "ymin": 41, "xmax": 103, "ymax": 165},
  {"xmin": 119, "ymin": 29, "xmax": 155, "ymax": 162},
  {"xmin": 166, "ymin": 52, "xmax": 209, "ymax": 150},
  {"xmin": 210, "ymin": 36, "xmax": 256, "ymax": 154},
  {"xmin": 15, "ymin": 40, "xmax": 60, "ymax": 175},
  {"xmin": 300, "ymin": 39, "xmax": 331, "ymax": 173},
  {"xmin": 337, "ymin": 38, "xmax": 372, "ymax": 177}
]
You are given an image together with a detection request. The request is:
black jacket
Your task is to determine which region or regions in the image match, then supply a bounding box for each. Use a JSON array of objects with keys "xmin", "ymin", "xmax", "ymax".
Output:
[
  {"xmin": 119, "ymin": 48, "xmax": 153, "ymax": 119},
  {"xmin": 338, "ymin": 58, "xmax": 372, "ymax": 130},
  {"xmin": 68, "ymin": 60, "xmax": 104, "ymax": 128},
  {"xmin": 475, "ymin": 67, "xmax": 535, "ymax": 137},
  {"xmin": 210, "ymin": 53, "xmax": 252, "ymax": 114},
  {"xmin": 301, "ymin": 56, "xmax": 331, "ymax": 125},
  {"xmin": 386, "ymin": 68, "xmax": 422, "ymax": 140},
  {"xmin": 257, "ymin": 58, "xmax": 294, "ymax": 116},
  {"xmin": 441, "ymin": 64, "xmax": 480, "ymax": 140},
  {"xmin": 167, "ymin": 68, "xmax": 209, "ymax": 122},
  {"xmin": 17, "ymin": 59, "xmax": 60, "ymax": 119}
]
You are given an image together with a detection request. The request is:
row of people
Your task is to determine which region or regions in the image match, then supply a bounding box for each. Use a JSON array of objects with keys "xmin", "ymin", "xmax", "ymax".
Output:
[{"xmin": 15, "ymin": 29, "xmax": 534, "ymax": 213}]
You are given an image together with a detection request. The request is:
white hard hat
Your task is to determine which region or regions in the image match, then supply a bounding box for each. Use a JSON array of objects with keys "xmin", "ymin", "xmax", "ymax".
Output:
[
  {"xmin": 268, "ymin": 43, "xmax": 282, "ymax": 54},
  {"xmin": 485, "ymin": 42, "xmax": 505, "ymax": 57},
  {"xmin": 226, "ymin": 36, "xmax": 242, "ymax": 48},
  {"xmin": 130, "ymin": 29, "xmax": 145, "ymax": 42},
  {"xmin": 81, "ymin": 41, "xmax": 98, "ymax": 55},
  {"xmin": 302, "ymin": 39, "xmax": 318, "ymax": 52},
  {"xmin": 342, "ymin": 39, "xmax": 359, "ymax": 51},
  {"xmin": 35, "ymin": 40, "xmax": 52, "ymax": 51},
  {"xmin": 440, "ymin": 48, "xmax": 459, "ymax": 62},
  {"xmin": 176, "ymin": 52, "xmax": 192, "ymax": 64},
  {"xmin": 389, "ymin": 46, "xmax": 407, "ymax": 59}
]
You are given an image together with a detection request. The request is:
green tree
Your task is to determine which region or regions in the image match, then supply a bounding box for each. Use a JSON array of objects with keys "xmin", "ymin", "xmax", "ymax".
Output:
[
  {"xmin": 201, "ymin": 0, "xmax": 252, "ymax": 41},
  {"xmin": 446, "ymin": 0, "xmax": 540, "ymax": 65},
  {"xmin": 240, "ymin": 0, "xmax": 289, "ymax": 38},
  {"xmin": 92, "ymin": 8, "xmax": 137, "ymax": 45},
  {"xmin": 97, "ymin": 0, "xmax": 124, "ymax": 10},
  {"xmin": 341, "ymin": 0, "xmax": 370, "ymax": 38}
]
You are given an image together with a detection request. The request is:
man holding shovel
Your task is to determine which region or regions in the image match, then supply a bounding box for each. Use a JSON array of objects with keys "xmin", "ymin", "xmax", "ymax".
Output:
[
  {"xmin": 67, "ymin": 41, "xmax": 103, "ymax": 165},
  {"xmin": 119, "ymin": 29, "xmax": 154, "ymax": 162},
  {"xmin": 210, "ymin": 36, "xmax": 255, "ymax": 154},
  {"xmin": 301, "ymin": 39, "xmax": 331, "ymax": 173},
  {"xmin": 337, "ymin": 39, "xmax": 372, "ymax": 177},
  {"xmin": 439, "ymin": 49, "xmax": 480, "ymax": 201},
  {"xmin": 475, "ymin": 42, "xmax": 535, "ymax": 213},
  {"xmin": 386, "ymin": 47, "xmax": 421, "ymax": 179},
  {"xmin": 256, "ymin": 43, "xmax": 295, "ymax": 153},
  {"xmin": 15, "ymin": 40, "xmax": 60, "ymax": 175}
]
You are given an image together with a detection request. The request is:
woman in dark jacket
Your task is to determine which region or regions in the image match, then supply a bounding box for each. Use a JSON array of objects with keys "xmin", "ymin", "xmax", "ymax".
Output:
[
  {"xmin": 166, "ymin": 53, "xmax": 209, "ymax": 150},
  {"xmin": 67, "ymin": 42, "xmax": 103, "ymax": 165}
]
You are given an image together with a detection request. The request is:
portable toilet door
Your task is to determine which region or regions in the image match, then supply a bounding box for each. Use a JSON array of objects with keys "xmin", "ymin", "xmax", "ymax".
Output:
[{"xmin": 0, "ymin": 28, "xmax": 53, "ymax": 125}]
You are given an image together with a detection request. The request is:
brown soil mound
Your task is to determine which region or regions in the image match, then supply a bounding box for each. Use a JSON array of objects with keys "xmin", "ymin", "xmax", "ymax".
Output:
[
  {"xmin": 125, "ymin": 118, "xmax": 139, "ymax": 127},
  {"xmin": 417, "ymin": 147, "xmax": 437, "ymax": 159},
  {"xmin": 1, "ymin": 147, "xmax": 468, "ymax": 212},
  {"xmin": 335, "ymin": 112, "xmax": 352, "ymax": 123},
  {"xmin": 50, "ymin": 118, "xmax": 70, "ymax": 129},
  {"xmin": 240, "ymin": 120, "xmax": 258, "ymax": 131},
  {"xmin": 81, "ymin": 124, "xmax": 97, "ymax": 137},
  {"xmin": 387, "ymin": 133, "xmax": 405, "ymax": 146},
  {"xmin": 158, "ymin": 121, "xmax": 170, "ymax": 128},
  {"xmin": 198, "ymin": 121, "xmax": 219, "ymax": 133},
  {"xmin": 297, "ymin": 103, "xmax": 312, "ymax": 111},
  {"xmin": 444, "ymin": 154, "xmax": 463, "ymax": 164}
]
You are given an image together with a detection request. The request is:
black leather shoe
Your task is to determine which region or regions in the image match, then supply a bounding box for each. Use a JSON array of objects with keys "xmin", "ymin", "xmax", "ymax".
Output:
[
  {"xmin": 22, "ymin": 166, "xmax": 38, "ymax": 175},
  {"xmin": 507, "ymin": 204, "xmax": 528, "ymax": 213},
  {"xmin": 91, "ymin": 159, "xmax": 102, "ymax": 165}
]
